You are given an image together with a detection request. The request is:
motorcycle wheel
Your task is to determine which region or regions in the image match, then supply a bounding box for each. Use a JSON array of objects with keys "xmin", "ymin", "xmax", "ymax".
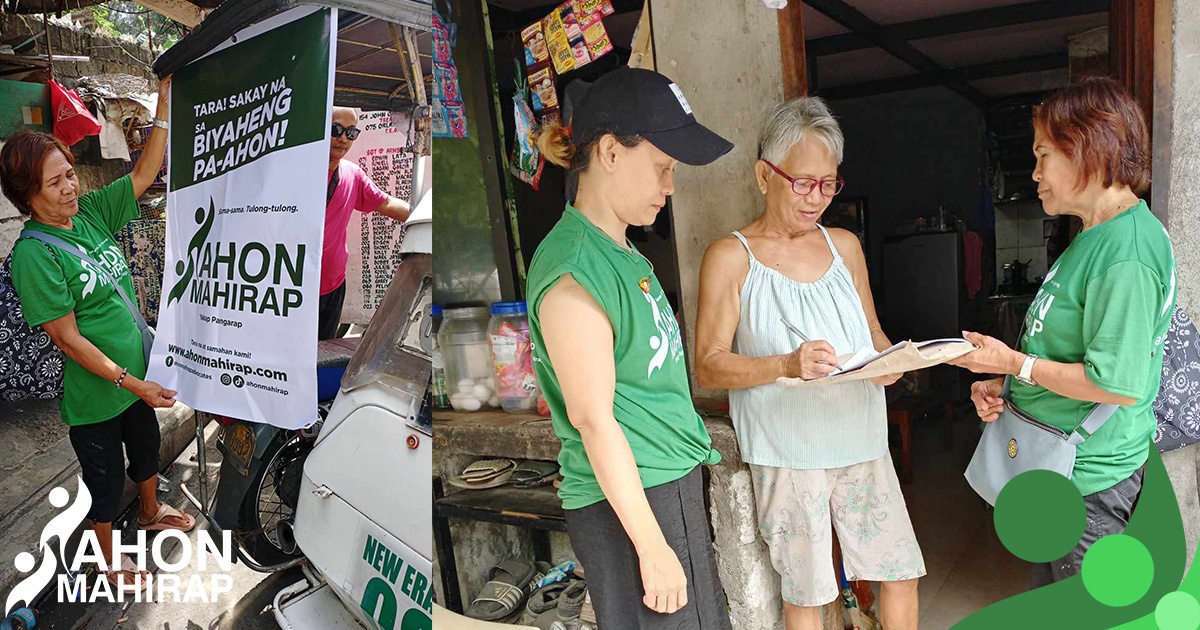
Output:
[{"xmin": 238, "ymin": 431, "xmax": 311, "ymax": 565}]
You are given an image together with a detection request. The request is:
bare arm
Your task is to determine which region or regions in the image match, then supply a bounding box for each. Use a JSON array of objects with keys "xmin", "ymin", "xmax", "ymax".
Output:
[
  {"xmin": 694, "ymin": 238, "xmax": 837, "ymax": 388},
  {"xmin": 951, "ymin": 332, "xmax": 1137, "ymax": 406},
  {"xmin": 834, "ymin": 229, "xmax": 901, "ymax": 386},
  {"xmin": 539, "ymin": 274, "xmax": 688, "ymax": 614},
  {"xmin": 373, "ymin": 195, "xmax": 411, "ymax": 222},
  {"xmin": 41, "ymin": 312, "xmax": 177, "ymax": 407},
  {"xmin": 130, "ymin": 77, "xmax": 171, "ymax": 199}
]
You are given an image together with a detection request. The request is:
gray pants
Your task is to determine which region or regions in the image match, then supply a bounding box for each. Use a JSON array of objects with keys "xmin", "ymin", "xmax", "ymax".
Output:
[
  {"xmin": 564, "ymin": 467, "xmax": 732, "ymax": 630},
  {"xmin": 1031, "ymin": 465, "xmax": 1145, "ymax": 588}
]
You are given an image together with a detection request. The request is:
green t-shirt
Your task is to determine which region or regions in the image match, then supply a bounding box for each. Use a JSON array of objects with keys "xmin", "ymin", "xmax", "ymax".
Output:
[
  {"xmin": 527, "ymin": 205, "xmax": 721, "ymax": 510},
  {"xmin": 1012, "ymin": 201, "xmax": 1175, "ymax": 496},
  {"xmin": 12, "ymin": 175, "xmax": 144, "ymax": 426}
]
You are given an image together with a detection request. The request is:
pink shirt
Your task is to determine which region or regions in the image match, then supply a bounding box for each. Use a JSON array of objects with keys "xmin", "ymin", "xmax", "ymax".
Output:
[{"xmin": 322, "ymin": 159, "xmax": 388, "ymax": 295}]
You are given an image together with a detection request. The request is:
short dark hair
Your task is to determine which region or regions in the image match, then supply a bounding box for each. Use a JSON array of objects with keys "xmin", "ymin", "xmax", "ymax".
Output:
[
  {"xmin": 1033, "ymin": 77, "xmax": 1151, "ymax": 194},
  {"xmin": 0, "ymin": 131, "xmax": 75, "ymax": 217}
]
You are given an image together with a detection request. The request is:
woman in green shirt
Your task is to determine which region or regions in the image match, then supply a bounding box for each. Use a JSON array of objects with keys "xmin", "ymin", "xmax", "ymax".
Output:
[
  {"xmin": 526, "ymin": 68, "xmax": 733, "ymax": 629},
  {"xmin": 1, "ymin": 77, "xmax": 194, "ymax": 592},
  {"xmin": 952, "ymin": 77, "xmax": 1175, "ymax": 587}
]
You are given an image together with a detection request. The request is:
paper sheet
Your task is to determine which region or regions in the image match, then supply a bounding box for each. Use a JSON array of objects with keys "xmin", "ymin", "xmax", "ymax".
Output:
[{"xmin": 778, "ymin": 338, "xmax": 976, "ymax": 386}]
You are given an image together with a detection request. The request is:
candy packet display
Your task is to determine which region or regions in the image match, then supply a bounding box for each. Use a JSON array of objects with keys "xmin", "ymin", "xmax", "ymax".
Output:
[
  {"xmin": 522, "ymin": 21, "xmax": 549, "ymax": 67},
  {"xmin": 528, "ymin": 62, "xmax": 560, "ymax": 115},
  {"xmin": 512, "ymin": 62, "xmax": 546, "ymax": 190},
  {"xmin": 557, "ymin": 1, "xmax": 592, "ymax": 69},
  {"xmin": 542, "ymin": 8, "xmax": 576, "ymax": 74},
  {"xmin": 581, "ymin": 12, "xmax": 613, "ymax": 61},
  {"xmin": 574, "ymin": 0, "xmax": 615, "ymax": 19}
]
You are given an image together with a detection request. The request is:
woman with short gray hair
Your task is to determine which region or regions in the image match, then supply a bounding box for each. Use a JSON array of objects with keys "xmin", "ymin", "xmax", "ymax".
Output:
[{"xmin": 695, "ymin": 97, "xmax": 924, "ymax": 630}]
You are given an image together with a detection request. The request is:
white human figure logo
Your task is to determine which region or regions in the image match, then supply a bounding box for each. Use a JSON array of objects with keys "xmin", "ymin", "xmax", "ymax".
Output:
[
  {"xmin": 5, "ymin": 477, "xmax": 91, "ymax": 615},
  {"xmin": 642, "ymin": 290, "xmax": 671, "ymax": 379}
]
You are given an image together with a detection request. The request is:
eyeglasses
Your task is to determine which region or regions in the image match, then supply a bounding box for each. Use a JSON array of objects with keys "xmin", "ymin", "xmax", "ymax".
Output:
[
  {"xmin": 763, "ymin": 160, "xmax": 844, "ymax": 197},
  {"xmin": 331, "ymin": 122, "xmax": 361, "ymax": 141}
]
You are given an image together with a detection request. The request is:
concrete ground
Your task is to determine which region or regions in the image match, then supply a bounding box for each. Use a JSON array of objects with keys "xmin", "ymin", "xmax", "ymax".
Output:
[
  {"xmin": 0, "ymin": 398, "xmax": 200, "ymax": 605},
  {"xmin": 893, "ymin": 410, "xmax": 1029, "ymax": 629},
  {"xmin": 13, "ymin": 418, "xmax": 296, "ymax": 630},
  {"xmin": 886, "ymin": 407, "xmax": 1200, "ymax": 629}
]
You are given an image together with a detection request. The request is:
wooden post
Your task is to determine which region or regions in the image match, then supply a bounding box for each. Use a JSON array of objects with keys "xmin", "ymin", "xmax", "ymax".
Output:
[
  {"xmin": 388, "ymin": 23, "xmax": 417, "ymax": 105},
  {"xmin": 42, "ymin": 11, "xmax": 53, "ymax": 82},
  {"xmin": 1109, "ymin": 0, "xmax": 1154, "ymax": 138},
  {"xmin": 778, "ymin": 0, "xmax": 807, "ymax": 99}
]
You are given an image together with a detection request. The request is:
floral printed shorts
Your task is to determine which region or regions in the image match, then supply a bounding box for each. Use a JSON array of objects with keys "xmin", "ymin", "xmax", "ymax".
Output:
[{"xmin": 750, "ymin": 452, "xmax": 926, "ymax": 606}]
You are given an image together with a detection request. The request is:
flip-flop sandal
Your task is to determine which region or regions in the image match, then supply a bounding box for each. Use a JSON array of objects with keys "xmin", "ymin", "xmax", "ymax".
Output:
[
  {"xmin": 448, "ymin": 469, "xmax": 514, "ymax": 490},
  {"xmin": 466, "ymin": 559, "xmax": 550, "ymax": 622},
  {"xmin": 138, "ymin": 503, "xmax": 196, "ymax": 532},
  {"xmin": 511, "ymin": 461, "xmax": 559, "ymax": 488},
  {"xmin": 103, "ymin": 554, "xmax": 152, "ymax": 594},
  {"xmin": 460, "ymin": 459, "xmax": 516, "ymax": 482}
]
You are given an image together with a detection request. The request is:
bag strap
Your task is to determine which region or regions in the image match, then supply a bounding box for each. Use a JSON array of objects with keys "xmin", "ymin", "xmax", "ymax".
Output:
[
  {"xmin": 1068, "ymin": 401, "xmax": 1120, "ymax": 445},
  {"xmin": 1002, "ymin": 375, "xmax": 1119, "ymax": 445},
  {"xmin": 18, "ymin": 230, "xmax": 149, "ymax": 334}
]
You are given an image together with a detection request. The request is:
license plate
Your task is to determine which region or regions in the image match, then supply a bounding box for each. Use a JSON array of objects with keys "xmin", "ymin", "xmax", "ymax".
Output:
[{"xmin": 220, "ymin": 424, "xmax": 255, "ymax": 476}]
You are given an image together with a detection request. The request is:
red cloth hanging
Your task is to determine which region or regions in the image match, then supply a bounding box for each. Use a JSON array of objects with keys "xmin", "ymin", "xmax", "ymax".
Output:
[{"xmin": 49, "ymin": 80, "xmax": 102, "ymax": 147}]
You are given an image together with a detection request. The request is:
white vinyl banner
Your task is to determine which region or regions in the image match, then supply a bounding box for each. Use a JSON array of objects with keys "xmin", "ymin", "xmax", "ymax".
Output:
[
  {"xmin": 146, "ymin": 7, "xmax": 336, "ymax": 428},
  {"xmin": 342, "ymin": 109, "xmax": 412, "ymax": 325}
]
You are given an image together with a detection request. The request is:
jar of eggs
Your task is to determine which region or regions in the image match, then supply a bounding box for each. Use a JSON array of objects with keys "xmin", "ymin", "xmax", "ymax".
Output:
[{"xmin": 438, "ymin": 307, "xmax": 499, "ymax": 412}]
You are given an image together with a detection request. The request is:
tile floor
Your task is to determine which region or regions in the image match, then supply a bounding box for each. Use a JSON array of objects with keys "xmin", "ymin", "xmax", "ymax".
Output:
[{"xmin": 887, "ymin": 407, "xmax": 1032, "ymax": 629}]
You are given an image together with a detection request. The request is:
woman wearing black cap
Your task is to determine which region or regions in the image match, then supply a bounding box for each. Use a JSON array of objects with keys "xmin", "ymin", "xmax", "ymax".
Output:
[{"xmin": 525, "ymin": 68, "xmax": 735, "ymax": 629}]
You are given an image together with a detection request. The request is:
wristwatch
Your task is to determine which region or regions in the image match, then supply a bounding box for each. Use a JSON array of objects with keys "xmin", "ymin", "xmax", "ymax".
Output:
[
  {"xmin": 153, "ymin": 118, "xmax": 169, "ymax": 130},
  {"xmin": 1015, "ymin": 353, "xmax": 1038, "ymax": 386}
]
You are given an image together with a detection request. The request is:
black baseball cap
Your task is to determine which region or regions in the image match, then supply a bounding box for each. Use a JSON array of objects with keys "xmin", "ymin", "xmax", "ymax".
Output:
[{"xmin": 570, "ymin": 68, "xmax": 734, "ymax": 166}]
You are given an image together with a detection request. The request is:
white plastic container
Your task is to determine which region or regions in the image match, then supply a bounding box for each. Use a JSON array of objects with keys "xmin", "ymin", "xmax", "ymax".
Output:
[{"xmin": 438, "ymin": 307, "xmax": 498, "ymax": 411}]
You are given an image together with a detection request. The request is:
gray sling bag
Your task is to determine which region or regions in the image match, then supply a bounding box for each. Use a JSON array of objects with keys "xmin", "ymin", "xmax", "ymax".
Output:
[
  {"xmin": 965, "ymin": 375, "xmax": 1118, "ymax": 506},
  {"xmin": 18, "ymin": 230, "xmax": 154, "ymax": 368}
]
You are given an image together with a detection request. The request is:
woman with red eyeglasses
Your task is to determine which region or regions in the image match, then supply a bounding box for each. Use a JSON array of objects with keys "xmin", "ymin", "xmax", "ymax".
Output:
[{"xmin": 695, "ymin": 97, "xmax": 923, "ymax": 630}]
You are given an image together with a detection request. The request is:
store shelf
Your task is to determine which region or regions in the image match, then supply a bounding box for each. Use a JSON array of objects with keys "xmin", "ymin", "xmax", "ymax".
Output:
[
  {"xmin": 434, "ymin": 408, "xmax": 546, "ymax": 427},
  {"xmin": 434, "ymin": 484, "xmax": 565, "ymax": 532}
]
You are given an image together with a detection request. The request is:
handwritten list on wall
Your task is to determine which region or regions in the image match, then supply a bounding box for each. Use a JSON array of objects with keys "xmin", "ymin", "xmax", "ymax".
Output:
[{"xmin": 343, "ymin": 110, "xmax": 413, "ymax": 325}]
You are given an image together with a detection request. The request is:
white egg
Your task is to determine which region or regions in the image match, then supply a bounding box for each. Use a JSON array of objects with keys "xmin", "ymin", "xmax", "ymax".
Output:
[
  {"xmin": 457, "ymin": 381, "xmax": 475, "ymax": 394},
  {"xmin": 472, "ymin": 384, "xmax": 491, "ymax": 399},
  {"xmin": 459, "ymin": 397, "xmax": 482, "ymax": 411},
  {"xmin": 488, "ymin": 395, "xmax": 500, "ymax": 408}
]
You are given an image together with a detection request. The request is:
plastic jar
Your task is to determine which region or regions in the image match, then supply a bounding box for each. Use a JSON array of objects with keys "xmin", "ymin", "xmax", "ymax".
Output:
[
  {"xmin": 431, "ymin": 305, "xmax": 449, "ymax": 409},
  {"xmin": 438, "ymin": 307, "xmax": 498, "ymax": 412},
  {"xmin": 487, "ymin": 302, "xmax": 540, "ymax": 413}
]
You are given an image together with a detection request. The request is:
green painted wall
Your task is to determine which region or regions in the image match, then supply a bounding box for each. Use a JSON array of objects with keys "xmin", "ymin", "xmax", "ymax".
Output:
[
  {"xmin": 0, "ymin": 80, "xmax": 52, "ymax": 137},
  {"xmin": 432, "ymin": 0, "xmax": 506, "ymax": 307}
]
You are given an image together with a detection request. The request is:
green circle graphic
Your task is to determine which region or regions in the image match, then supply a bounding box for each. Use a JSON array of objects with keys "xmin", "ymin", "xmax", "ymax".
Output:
[
  {"xmin": 1082, "ymin": 534, "xmax": 1153, "ymax": 607},
  {"xmin": 994, "ymin": 470, "xmax": 1085, "ymax": 562},
  {"xmin": 1156, "ymin": 591, "xmax": 1200, "ymax": 630}
]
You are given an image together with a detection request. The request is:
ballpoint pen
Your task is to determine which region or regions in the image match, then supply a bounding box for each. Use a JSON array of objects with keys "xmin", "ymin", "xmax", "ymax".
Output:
[{"xmin": 780, "ymin": 316, "xmax": 842, "ymax": 370}]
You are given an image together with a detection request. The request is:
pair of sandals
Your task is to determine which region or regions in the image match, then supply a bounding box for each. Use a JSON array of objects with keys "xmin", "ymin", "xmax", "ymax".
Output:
[
  {"xmin": 449, "ymin": 459, "xmax": 560, "ymax": 490},
  {"xmin": 102, "ymin": 503, "xmax": 196, "ymax": 591}
]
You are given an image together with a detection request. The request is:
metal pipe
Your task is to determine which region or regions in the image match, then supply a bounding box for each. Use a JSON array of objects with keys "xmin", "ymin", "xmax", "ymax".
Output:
[
  {"xmin": 335, "ymin": 68, "xmax": 404, "ymax": 81},
  {"xmin": 42, "ymin": 10, "xmax": 52, "ymax": 81},
  {"xmin": 271, "ymin": 579, "xmax": 312, "ymax": 630},
  {"xmin": 178, "ymin": 483, "xmax": 307, "ymax": 574},
  {"xmin": 195, "ymin": 412, "xmax": 208, "ymax": 511}
]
